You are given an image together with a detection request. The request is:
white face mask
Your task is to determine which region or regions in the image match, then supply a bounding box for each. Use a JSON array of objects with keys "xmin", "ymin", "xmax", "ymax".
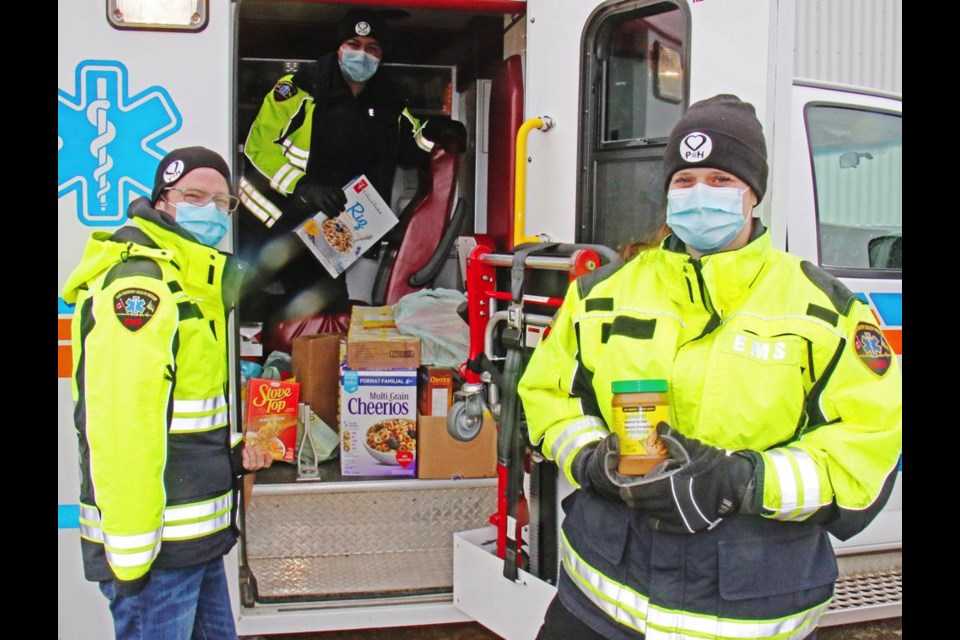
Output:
[
  {"xmin": 339, "ymin": 48, "xmax": 380, "ymax": 83},
  {"xmin": 666, "ymin": 183, "xmax": 748, "ymax": 253}
]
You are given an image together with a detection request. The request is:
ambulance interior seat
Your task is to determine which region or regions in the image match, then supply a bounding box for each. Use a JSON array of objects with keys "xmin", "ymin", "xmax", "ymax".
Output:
[{"xmin": 371, "ymin": 144, "xmax": 464, "ymax": 306}]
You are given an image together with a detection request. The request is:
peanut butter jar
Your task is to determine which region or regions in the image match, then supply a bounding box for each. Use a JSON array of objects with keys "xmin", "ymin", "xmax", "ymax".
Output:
[{"xmin": 610, "ymin": 379, "xmax": 670, "ymax": 476}]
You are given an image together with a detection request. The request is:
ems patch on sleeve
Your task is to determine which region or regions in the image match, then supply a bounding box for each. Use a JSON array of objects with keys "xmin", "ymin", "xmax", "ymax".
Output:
[
  {"xmin": 853, "ymin": 322, "xmax": 893, "ymax": 377},
  {"xmin": 273, "ymin": 80, "xmax": 297, "ymax": 101},
  {"xmin": 114, "ymin": 289, "xmax": 160, "ymax": 333}
]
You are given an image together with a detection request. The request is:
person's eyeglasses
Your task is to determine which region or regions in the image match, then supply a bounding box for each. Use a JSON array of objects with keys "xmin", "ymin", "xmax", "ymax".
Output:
[{"xmin": 164, "ymin": 187, "xmax": 240, "ymax": 213}]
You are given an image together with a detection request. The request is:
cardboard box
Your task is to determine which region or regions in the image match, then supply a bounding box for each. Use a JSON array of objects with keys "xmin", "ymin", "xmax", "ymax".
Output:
[
  {"xmin": 417, "ymin": 413, "xmax": 497, "ymax": 479},
  {"xmin": 347, "ymin": 305, "xmax": 420, "ymax": 370},
  {"xmin": 244, "ymin": 378, "xmax": 300, "ymax": 463},
  {"xmin": 418, "ymin": 366, "xmax": 454, "ymax": 417},
  {"xmin": 292, "ymin": 332, "xmax": 345, "ymax": 430},
  {"xmin": 294, "ymin": 174, "xmax": 398, "ymax": 278},
  {"xmin": 340, "ymin": 367, "xmax": 418, "ymax": 477}
]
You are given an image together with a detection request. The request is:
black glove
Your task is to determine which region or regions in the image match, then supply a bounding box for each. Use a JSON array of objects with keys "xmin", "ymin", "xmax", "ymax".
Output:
[
  {"xmin": 294, "ymin": 181, "xmax": 347, "ymax": 216},
  {"xmin": 423, "ymin": 118, "xmax": 467, "ymax": 153},
  {"xmin": 573, "ymin": 431, "xmax": 682, "ymax": 504},
  {"xmin": 624, "ymin": 423, "xmax": 762, "ymax": 534},
  {"xmin": 571, "ymin": 434, "xmax": 621, "ymax": 502},
  {"xmin": 114, "ymin": 572, "xmax": 150, "ymax": 597}
]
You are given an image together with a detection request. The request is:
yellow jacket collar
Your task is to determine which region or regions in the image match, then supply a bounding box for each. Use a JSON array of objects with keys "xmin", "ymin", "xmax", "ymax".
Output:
[{"xmin": 659, "ymin": 222, "xmax": 772, "ymax": 317}]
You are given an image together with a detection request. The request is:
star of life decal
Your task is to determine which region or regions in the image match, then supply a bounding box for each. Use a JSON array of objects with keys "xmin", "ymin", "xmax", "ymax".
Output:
[{"xmin": 58, "ymin": 60, "xmax": 182, "ymax": 227}]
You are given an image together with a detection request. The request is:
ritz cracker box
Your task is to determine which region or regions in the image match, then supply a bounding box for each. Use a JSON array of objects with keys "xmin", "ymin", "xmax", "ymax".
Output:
[
  {"xmin": 244, "ymin": 378, "xmax": 300, "ymax": 463},
  {"xmin": 294, "ymin": 174, "xmax": 399, "ymax": 278}
]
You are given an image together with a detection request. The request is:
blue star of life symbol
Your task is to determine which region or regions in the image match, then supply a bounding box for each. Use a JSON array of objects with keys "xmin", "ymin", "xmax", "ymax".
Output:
[
  {"xmin": 124, "ymin": 295, "xmax": 147, "ymax": 316},
  {"xmin": 860, "ymin": 332, "xmax": 882, "ymax": 357},
  {"xmin": 58, "ymin": 60, "xmax": 182, "ymax": 227}
]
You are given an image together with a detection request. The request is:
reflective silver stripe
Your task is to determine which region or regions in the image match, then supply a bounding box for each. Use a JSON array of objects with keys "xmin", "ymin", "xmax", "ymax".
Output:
[
  {"xmin": 790, "ymin": 448, "xmax": 822, "ymax": 517},
  {"xmin": 550, "ymin": 417, "xmax": 606, "ymax": 467},
  {"xmin": 79, "ymin": 522, "xmax": 104, "ymax": 542},
  {"xmin": 561, "ymin": 532, "xmax": 828, "ymax": 639},
  {"xmin": 163, "ymin": 511, "xmax": 232, "ymax": 541},
  {"xmin": 270, "ymin": 163, "xmax": 303, "ymax": 193},
  {"xmin": 164, "ymin": 493, "xmax": 233, "ymax": 523},
  {"xmin": 80, "ymin": 494, "xmax": 234, "ymax": 545},
  {"xmin": 239, "ymin": 177, "xmax": 283, "ymax": 228},
  {"xmin": 766, "ymin": 449, "xmax": 797, "ymax": 514},
  {"xmin": 281, "ymin": 139, "xmax": 309, "ymax": 169},
  {"xmin": 79, "ymin": 504, "xmax": 103, "ymax": 541},
  {"xmin": 80, "ymin": 504, "xmax": 101, "ymax": 524},
  {"xmin": 277, "ymin": 164, "xmax": 301, "ymax": 192},
  {"xmin": 170, "ymin": 409, "xmax": 229, "ymax": 433},
  {"xmin": 105, "ymin": 544, "xmax": 160, "ymax": 568},
  {"xmin": 766, "ymin": 448, "xmax": 822, "ymax": 520},
  {"xmin": 173, "ymin": 396, "xmax": 226, "ymax": 414},
  {"xmin": 104, "ymin": 528, "xmax": 162, "ymax": 550}
]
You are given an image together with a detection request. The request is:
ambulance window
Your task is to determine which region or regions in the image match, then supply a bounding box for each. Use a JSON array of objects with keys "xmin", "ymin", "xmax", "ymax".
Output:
[
  {"xmin": 806, "ymin": 106, "xmax": 902, "ymax": 273},
  {"xmin": 579, "ymin": 2, "xmax": 686, "ymax": 249},
  {"xmin": 601, "ymin": 8, "xmax": 684, "ymax": 144}
]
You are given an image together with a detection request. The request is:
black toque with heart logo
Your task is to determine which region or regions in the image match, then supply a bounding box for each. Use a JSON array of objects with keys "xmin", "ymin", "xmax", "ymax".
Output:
[{"xmin": 662, "ymin": 94, "xmax": 768, "ymax": 203}]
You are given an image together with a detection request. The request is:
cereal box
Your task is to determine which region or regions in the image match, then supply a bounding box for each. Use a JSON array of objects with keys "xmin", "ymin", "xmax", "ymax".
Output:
[
  {"xmin": 244, "ymin": 378, "xmax": 300, "ymax": 463},
  {"xmin": 294, "ymin": 174, "xmax": 399, "ymax": 278},
  {"xmin": 340, "ymin": 367, "xmax": 418, "ymax": 478}
]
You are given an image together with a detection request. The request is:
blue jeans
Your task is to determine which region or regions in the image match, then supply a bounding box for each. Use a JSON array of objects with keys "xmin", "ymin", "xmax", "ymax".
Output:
[{"xmin": 99, "ymin": 557, "xmax": 238, "ymax": 640}]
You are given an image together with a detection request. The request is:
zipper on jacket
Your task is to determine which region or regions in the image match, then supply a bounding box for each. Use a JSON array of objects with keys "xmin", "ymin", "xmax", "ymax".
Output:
[{"xmin": 690, "ymin": 258, "xmax": 721, "ymax": 340}]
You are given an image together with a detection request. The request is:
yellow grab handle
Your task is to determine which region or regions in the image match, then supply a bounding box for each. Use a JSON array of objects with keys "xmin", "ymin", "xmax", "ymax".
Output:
[{"xmin": 514, "ymin": 116, "xmax": 554, "ymax": 248}]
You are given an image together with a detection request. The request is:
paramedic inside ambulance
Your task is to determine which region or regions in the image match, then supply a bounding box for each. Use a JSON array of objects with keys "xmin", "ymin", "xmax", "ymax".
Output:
[
  {"xmin": 518, "ymin": 94, "xmax": 903, "ymax": 640},
  {"xmin": 238, "ymin": 7, "xmax": 467, "ymax": 323}
]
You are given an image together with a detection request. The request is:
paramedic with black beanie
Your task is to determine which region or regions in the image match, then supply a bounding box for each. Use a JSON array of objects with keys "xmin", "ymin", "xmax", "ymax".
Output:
[
  {"xmin": 518, "ymin": 94, "xmax": 902, "ymax": 640},
  {"xmin": 238, "ymin": 7, "xmax": 466, "ymax": 322}
]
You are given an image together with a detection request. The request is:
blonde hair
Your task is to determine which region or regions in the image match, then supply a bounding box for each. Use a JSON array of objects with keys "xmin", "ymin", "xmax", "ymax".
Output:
[{"xmin": 618, "ymin": 224, "xmax": 669, "ymax": 261}]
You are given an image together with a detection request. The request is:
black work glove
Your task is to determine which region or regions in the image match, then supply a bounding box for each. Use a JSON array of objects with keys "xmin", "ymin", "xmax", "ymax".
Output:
[
  {"xmin": 294, "ymin": 181, "xmax": 347, "ymax": 216},
  {"xmin": 571, "ymin": 435, "xmax": 621, "ymax": 502},
  {"xmin": 114, "ymin": 572, "xmax": 150, "ymax": 597},
  {"xmin": 573, "ymin": 432, "xmax": 682, "ymax": 505},
  {"xmin": 624, "ymin": 423, "xmax": 762, "ymax": 534},
  {"xmin": 423, "ymin": 117, "xmax": 467, "ymax": 153}
]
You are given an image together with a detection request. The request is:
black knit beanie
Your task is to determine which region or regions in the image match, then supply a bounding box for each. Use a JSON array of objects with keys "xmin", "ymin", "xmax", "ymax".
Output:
[
  {"xmin": 662, "ymin": 94, "xmax": 768, "ymax": 202},
  {"xmin": 336, "ymin": 9, "xmax": 390, "ymax": 53},
  {"xmin": 150, "ymin": 146, "xmax": 232, "ymax": 206}
]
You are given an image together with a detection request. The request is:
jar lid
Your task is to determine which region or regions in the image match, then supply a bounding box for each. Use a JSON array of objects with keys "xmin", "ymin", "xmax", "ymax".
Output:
[{"xmin": 612, "ymin": 379, "xmax": 668, "ymax": 394}]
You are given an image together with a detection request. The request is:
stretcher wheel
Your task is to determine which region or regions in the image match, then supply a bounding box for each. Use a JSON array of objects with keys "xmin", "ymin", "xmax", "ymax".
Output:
[{"xmin": 447, "ymin": 400, "xmax": 482, "ymax": 442}]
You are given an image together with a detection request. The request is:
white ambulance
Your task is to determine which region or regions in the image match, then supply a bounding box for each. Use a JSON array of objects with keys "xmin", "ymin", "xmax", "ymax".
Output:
[{"xmin": 58, "ymin": 1, "xmax": 901, "ymax": 638}]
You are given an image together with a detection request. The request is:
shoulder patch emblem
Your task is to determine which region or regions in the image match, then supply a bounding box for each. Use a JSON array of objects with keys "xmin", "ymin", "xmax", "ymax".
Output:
[
  {"xmin": 273, "ymin": 80, "xmax": 297, "ymax": 102},
  {"xmin": 853, "ymin": 322, "xmax": 893, "ymax": 377},
  {"xmin": 114, "ymin": 288, "xmax": 159, "ymax": 333}
]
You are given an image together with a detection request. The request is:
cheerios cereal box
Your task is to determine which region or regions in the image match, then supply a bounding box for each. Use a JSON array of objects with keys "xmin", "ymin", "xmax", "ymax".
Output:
[
  {"xmin": 340, "ymin": 365, "xmax": 418, "ymax": 478},
  {"xmin": 244, "ymin": 378, "xmax": 300, "ymax": 463},
  {"xmin": 294, "ymin": 174, "xmax": 399, "ymax": 279}
]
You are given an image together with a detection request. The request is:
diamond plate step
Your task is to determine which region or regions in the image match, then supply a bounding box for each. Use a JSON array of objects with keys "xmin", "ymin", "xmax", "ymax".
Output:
[{"xmin": 244, "ymin": 470, "xmax": 497, "ymax": 603}]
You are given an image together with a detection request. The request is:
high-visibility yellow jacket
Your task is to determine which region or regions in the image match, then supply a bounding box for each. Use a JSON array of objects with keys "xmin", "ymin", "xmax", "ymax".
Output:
[
  {"xmin": 62, "ymin": 199, "xmax": 246, "ymax": 586},
  {"xmin": 518, "ymin": 226, "xmax": 902, "ymax": 639}
]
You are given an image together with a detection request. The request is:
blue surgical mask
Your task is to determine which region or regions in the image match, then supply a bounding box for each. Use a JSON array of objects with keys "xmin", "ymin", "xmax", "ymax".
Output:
[
  {"xmin": 666, "ymin": 183, "xmax": 748, "ymax": 253},
  {"xmin": 339, "ymin": 48, "xmax": 380, "ymax": 84},
  {"xmin": 175, "ymin": 202, "xmax": 229, "ymax": 248}
]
